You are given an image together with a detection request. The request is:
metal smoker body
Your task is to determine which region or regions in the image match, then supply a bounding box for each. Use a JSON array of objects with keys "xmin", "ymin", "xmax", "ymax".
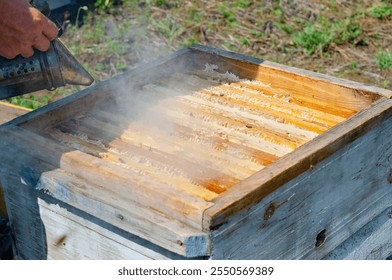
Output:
[{"xmin": 0, "ymin": 39, "xmax": 94, "ymax": 100}]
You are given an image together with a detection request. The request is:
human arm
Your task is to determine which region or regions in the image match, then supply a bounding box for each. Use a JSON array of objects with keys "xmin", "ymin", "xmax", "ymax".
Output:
[{"xmin": 0, "ymin": 0, "xmax": 58, "ymax": 59}]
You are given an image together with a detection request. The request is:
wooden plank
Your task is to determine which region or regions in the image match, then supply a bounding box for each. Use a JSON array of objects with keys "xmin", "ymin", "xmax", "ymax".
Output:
[
  {"xmin": 173, "ymin": 72, "xmax": 358, "ymax": 120},
  {"xmin": 227, "ymin": 62, "xmax": 377, "ymax": 114},
  {"xmin": 0, "ymin": 102, "xmax": 30, "ymax": 218},
  {"xmin": 209, "ymin": 112, "xmax": 392, "ymax": 259},
  {"xmin": 0, "ymin": 84, "xmax": 106, "ymax": 130},
  {"xmin": 175, "ymin": 72, "xmax": 347, "ymax": 131},
  {"xmin": 36, "ymin": 169, "xmax": 210, "ymax": 257},
  {"xmin": 44, "ymin": 127, "xmax": 220, "ymax": 200},
  {"xmin": 54, "ymin": 116, "xmax": 244, "ymax": 194},
  {"xmin": 204, "ymin": 98, "xmax": 392, "ymax": 230},
  {"xmin": 0, "ymin": 101, "xmax": 31, "ymax": 125},
  {"xmin": 148, "ymin": 82, "xmax": 316, "ymax": 149},
  {"xmin": 189, "ymin": 45, "xmax": 392, "ymax": 99},
  {"xmin": 37, "ymin": 199, "xmax": 175, "ymax": 260},
  {"xmin": 0, "ymin": 175, "xmax": 47, "ymax": 259},
  {"xmin": 323, "ymin": 207, "xmax": 392, "ymax": 260}
]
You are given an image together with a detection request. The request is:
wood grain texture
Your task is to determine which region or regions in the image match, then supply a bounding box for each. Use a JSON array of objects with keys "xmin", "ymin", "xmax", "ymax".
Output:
[
  {"xmin": 37, "ymin": 170, "xmax": 210, "ymax": 258},
  {"xmin": 204, "ymin": 98, "xmax": 392, "ymax": 229},
  {"xmin": 0, "ymin": 101, "xmax": 30, "ymax": 125},
  {"xmin": 323, "ymin": 207, "xmax": 392, "ymax": 260},
  {"xmin": 0, "ymin": 101, "xmax": 30, "ymax": 218},
  {"xmin": 2, "ymin": 174, "xmax": 201, "ymax": 259},
  {"xmin": 209, "ymin": 113, "xmax": 392, "ymax": 259},
  {"xmin": 189, "ymin": 45, "xmax": 392, "ymax": 100},
  {"xmin": 38, "ymin": 199, "xmax": 173, "ymax": 260}
]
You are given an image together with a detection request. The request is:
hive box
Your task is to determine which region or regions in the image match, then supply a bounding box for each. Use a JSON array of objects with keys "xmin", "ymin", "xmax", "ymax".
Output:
[
  {"xmin": 0, "ymin": 102, "xmax": 30, "ymax": 219},
  {"xmin": 1, "ymin": 45, "xmax": 392, "ymax": 259}
]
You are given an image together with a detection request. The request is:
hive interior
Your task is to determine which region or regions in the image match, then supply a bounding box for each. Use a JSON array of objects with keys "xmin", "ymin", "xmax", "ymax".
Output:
[{"xmin": 40, "ymin": 64, "xmax": 367, "ymax": 202}]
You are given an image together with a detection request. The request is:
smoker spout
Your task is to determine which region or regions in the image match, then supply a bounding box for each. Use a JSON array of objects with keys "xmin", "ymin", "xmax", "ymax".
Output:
[{"xmin": 54, "ymin": 39, "xmax": 94, "ymax": 86}]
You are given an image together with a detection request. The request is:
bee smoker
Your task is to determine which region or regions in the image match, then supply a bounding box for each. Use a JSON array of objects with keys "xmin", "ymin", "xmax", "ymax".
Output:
[
  {"xmin": 0, "ymin": 39, "xmax": 94, "ymax": 100},
  {"xmin": 0, "ymin": 0, "xmax": 94, "ymax": 100}
]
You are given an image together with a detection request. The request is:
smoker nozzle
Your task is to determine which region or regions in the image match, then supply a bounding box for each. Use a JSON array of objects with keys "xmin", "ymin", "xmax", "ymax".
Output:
[
  {"xmin": 0, "ymin": 39, "xmax": 94, "ymax": 100},
  {"xmin": 55, "ymin": 39, "xmax": 94, "ymax": 87}
]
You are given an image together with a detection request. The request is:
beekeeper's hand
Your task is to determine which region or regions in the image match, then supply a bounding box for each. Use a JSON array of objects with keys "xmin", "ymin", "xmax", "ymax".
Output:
[{"xmin": 0, "ymin": 0, "xmax": 58, "ymax": 59}]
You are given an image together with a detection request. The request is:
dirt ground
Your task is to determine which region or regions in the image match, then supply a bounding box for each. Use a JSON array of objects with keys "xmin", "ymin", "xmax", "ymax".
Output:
[
  {"xmin": 9, "ymin": 0, "xmax": 390, "ymax": 108},
  {"xmin": 65, "ymin": 0, "xmax": 391, "ymax": 89}
]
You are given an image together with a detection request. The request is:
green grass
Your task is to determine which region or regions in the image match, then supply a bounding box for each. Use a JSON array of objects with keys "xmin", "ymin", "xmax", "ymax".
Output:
[
  {"xmin": 151, "ymin": 16, "xmax": 184, "ymax": 48},
  {"xmin": 8, "ymin": 95, "xmax": 50, "ymax": 110},
  {"xmin": 218, "ymin": 5, "xmax": 238, "ymax": 27},
  {"xmin": 6, "ymin": 0, "xmax": 391, "ymax": 110},
  {"xmin": 276, "ymin": 22, "xmax": 293, "ymax": 35},
  {"xmin": 94, "ymin": 0, "xmax": 116, "ymax": 12},
  {"xmin": 292, "ymin": 16, "xmax": 363, "ymax": 55},
  {"xmin": 367, "ymin": 4, "xmax": 392, "ymax": 19},
  {"xmin": 332, "ymin": 19, "xmax": 362, "ymax": 45},
  {"xmin": 349, "ymin": 60, "xmax": 359, "ymax": 70},
  {"xmin": 292, "ymin": 24, "xmax": 331, "ymax": 55},
  {"xmin": 376, "ymin": 50, "xmax": 392, "ymax": 69},
  {"xmin": 234, "ymin": 0, "xmax": 252, "ymax": 8},
  {"xmin": 180, "ymin": 36, "xmax": 199, "ymax": 48}
]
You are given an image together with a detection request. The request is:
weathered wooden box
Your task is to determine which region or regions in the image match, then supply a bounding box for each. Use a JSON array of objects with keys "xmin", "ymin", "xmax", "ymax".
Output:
[
  {"xmin": 0, "ymin": 102, "xmax": 30, "ymax": 219},
  {"xmin": 1, "ymin": 45, "xmax": 392, "ymax": 259}
]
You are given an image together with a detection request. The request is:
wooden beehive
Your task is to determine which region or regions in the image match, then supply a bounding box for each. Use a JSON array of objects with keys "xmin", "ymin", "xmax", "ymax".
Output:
[
  {"xmin": 1, "ymin": 45, "xmax": 392, "ymax": 259},
  {"xmin": 0, "ymin": 102, "xmax": 30, "ymax": 219}
]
